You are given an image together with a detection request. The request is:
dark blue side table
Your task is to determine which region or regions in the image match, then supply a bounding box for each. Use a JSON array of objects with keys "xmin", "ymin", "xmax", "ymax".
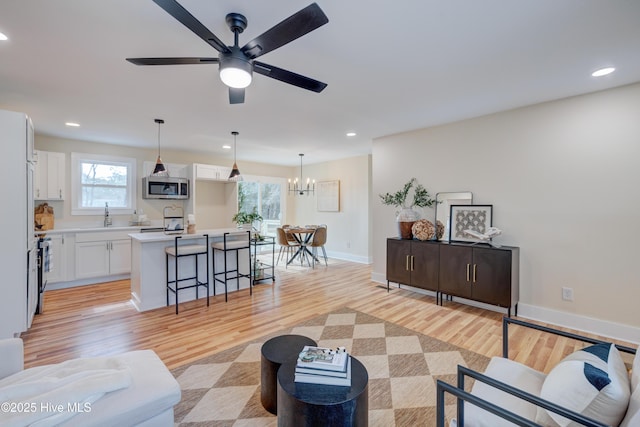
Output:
[
  {"xmin": 276, "ymin": 356, "xmax": 369, "ymax": 426},
  {"xmin": 261, "ymin": 334, "xmax": 318, "ymax": 414}
]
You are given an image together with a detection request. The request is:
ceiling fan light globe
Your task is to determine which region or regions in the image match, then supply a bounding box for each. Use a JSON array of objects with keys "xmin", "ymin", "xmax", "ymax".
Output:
[
  {"xmin": 219, "ymin": 50, "xmax": 253, "ymax": 88},
  {"xmin": 220, "ymin": 67, "xmax": 252, "ymax": 88}
]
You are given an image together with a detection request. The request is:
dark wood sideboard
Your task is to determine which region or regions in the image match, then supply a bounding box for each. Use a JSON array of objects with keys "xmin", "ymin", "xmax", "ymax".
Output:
[{"xmin": 386, "ymin": 238, "xmax": 519, "ymax": 316}]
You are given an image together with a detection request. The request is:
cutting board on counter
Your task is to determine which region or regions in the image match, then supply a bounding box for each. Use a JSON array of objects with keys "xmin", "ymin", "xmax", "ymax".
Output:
[{"xmin": 35, "ymin": 203, "xmax": 54, "ymax": 231}]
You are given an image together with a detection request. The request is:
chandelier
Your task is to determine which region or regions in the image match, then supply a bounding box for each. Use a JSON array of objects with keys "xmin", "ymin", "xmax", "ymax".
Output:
[{"xmin": 288, "ymin": 153, "xmax": 314, "ymax": 195}]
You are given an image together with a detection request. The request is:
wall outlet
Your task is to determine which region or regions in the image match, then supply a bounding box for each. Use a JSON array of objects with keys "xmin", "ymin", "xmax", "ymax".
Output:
[
  {"xmin": 562, "ymin": 287, "xmax": 574, "ymax": 301},
  {"xmin": 346, "ymin": 241, "xmax": 351, "ymax": 249}
]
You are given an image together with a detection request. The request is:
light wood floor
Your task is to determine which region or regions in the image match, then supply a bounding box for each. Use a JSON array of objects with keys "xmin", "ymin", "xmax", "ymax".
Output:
[{"xmin": 22, "ymin": 258, "xmax": 635, "ymax": 372}]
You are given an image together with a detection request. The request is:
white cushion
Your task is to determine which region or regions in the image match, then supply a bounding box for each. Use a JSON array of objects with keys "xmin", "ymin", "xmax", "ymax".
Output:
[
  {"xmin": 465, "ymin": 356, "xmax": 547, "ymax": 427},
  {"xmin": 165, "ymin": 244, "xmax": 207, "ymax": 256},
  {"xmin": 621, "ymin": 386, "xmax": 640, "ymax": 427},
  {"xmin": 631, "ymin": 347, "xmax": 640, "ymax": 392},
  {"xmin": 621, "ymin": 349, "xmax": 640, "ymax": 427},
  {"xmin": 211, "ymin": 240, "xmax": 249, "ymax": 250},
  {"xmin": 59, "ymin": 350, "xmax": 180, "ymax": 426},
  {"xmin": 535, "ymin": 343, "xmax": 631, "ymax": 427}
]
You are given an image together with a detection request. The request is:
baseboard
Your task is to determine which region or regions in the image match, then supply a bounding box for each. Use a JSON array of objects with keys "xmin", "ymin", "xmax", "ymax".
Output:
[
  {"xmin": 47, "ymin": 274, "xmax": 130, "ymax": 291},
  {"xmin": 371, "ymin": 271, "xmax": 386, "ymax": 284},
  {"xmin": 372, "ymin": 272, "xmax": 639, "ymax": 343},
  {"xmin": 518, "ymin": 303, "xmax": 640, "ymax": 345},
  {"xmin": 326, "ymin": 250, "xmax": 371, "ymax": 264}
]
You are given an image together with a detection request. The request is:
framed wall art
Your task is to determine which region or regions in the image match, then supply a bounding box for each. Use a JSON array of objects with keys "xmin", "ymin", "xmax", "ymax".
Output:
[
  {"xmin": 449, "ymin": 204, "xmax": 493, "ymax": 243},
  {"xmin": 317, "ymin": 180, "xmax": 340, "ymax": 212}
]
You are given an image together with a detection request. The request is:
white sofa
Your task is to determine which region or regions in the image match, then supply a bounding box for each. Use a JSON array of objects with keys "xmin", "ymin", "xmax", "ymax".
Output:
[
  {"xmin": 436, "ymin": 317, "xmax": 640, "ymax": 427},
  {"xmin": 0, "ymin": 338, "xmax": 181, "ymax": 426}
]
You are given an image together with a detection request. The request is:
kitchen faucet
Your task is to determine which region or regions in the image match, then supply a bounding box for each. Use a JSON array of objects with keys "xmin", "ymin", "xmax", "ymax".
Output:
[{"xmin": 104, "ymin": 202, "xmax": 112, "ymax": 227}]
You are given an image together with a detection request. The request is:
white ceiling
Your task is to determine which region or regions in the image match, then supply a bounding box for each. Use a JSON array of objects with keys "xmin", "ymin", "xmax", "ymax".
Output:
[{"xmin": 1, "ymin": 0, "xmax": 639, "ymax": 166}]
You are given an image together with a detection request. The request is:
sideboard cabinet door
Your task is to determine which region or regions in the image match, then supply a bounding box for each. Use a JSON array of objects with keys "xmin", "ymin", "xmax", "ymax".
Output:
[
  {"xmin": 410, "ymin": 242, "xmax": 439, "ymax": 291},
  {"xmin": 438, "ymin": 245, "xmax": 473, "ymax": 299},
  {"xmin": 387, "ymin": 239, "xmax": 411, "ymax": 286},
  {"xmin": 470, "ymin": 247, "xmax": 512, "ymax": 307},
  {"xmin": 386, "ymin": 238, "xmax": 439, "ymax": 292}
]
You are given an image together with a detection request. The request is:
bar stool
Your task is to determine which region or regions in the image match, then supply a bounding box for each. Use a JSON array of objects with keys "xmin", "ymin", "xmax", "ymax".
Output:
[
  {"xmin": 165, "ymin": 234, "xmax": 209, "ymax": 314},
  {"xmin": 211, "ymin": 231, "xmax": 251, "ymax": 302}
]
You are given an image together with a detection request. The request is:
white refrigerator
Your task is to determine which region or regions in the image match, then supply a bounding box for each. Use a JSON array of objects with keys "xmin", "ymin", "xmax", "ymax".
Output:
[{"xmin": 0, "ymin": 109, "xmax": 37, "ymax": 338}]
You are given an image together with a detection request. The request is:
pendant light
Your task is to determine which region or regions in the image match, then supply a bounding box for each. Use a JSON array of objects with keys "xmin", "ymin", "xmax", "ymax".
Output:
[
  {"xmin": 288, "ymin": 153, "xmax": 314, "ymax": 195},
  {"xmin": 151, "ymin": 118, "xmax": 169, "ymax": 176},
  {"xmin": 228, "ymin": 131, "xmax": 243, "ymax": 181}
]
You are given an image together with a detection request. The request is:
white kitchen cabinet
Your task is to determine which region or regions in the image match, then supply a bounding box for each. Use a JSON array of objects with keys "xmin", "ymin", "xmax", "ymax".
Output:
[
  {"xmin": 195, "ymin": 163, "xmax": 234, "ymax": 181},
  {"xmin": 109, "ymin": 239, "xmax": 132, "ymax": 275},
  {"xmin": 74, "ymin": 231, "xmax": 131, "ymax": 279},
  {"xmin": 34, "ymin": 150, "xmax": 65, "ymax": 200},
  {"xmin": 47, "ymin": 234, "xmax": 67, "ymax": 283}
]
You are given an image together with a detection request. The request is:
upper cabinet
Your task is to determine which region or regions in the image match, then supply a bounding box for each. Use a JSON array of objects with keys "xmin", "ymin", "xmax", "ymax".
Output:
[
  {"xmin": 34, "ymin": 150, "xmax": 65, "ymax": 200},
  {"xmin": 194, "ymin": 163, "xmax": 233, "ymax": 182}
]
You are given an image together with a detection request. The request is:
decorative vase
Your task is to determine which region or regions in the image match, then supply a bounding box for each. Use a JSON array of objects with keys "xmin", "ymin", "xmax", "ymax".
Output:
[{"xmin": 396, "ymin": 208, "xmax": 420, "ymax": 239}]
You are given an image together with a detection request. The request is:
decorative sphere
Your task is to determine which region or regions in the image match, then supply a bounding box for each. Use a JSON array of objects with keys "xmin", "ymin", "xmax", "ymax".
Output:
[{"xmin": 412, "ymin": 219, "xmax": 435, "ymax": 241}]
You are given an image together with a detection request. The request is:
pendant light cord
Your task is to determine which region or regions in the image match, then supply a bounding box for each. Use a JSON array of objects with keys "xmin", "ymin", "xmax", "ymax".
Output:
[{"xmin": 154, "ymin": 118, "xmax": 164, "ymax": 157}]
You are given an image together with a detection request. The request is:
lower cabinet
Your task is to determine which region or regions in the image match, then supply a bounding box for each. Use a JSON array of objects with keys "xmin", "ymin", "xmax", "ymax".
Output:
[
  {"xmin": 386, "ymin": 238, "xmax": 519, "ymax": 314},
  {"xmin": 387, "ymin": 239, "xmax": 439, "ymax": 291},
  {"xmin": 75, "ymin": 231, "xmax": 132, "ymax": 279},
  {"xmin": 47, "ymin": 234, "xmax": 67, "ymax": 283},
  {"xmin": 439, "ymin": 244, "xmax": 517, "ymax": 312}
]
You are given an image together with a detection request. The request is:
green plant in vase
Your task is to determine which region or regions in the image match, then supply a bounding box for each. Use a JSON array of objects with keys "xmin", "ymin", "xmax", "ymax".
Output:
[
  {"xmin": 232, "ymin": 209, "xmax": 263, "ymax": 230},
  {"xmin": 379, "ymin": 178, "xmax": 436, "ymax": 239}
]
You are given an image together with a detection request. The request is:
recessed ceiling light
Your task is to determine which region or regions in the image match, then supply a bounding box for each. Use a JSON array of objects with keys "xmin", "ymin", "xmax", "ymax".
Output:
[
  {"xmin": 222, "ymin": 144, "xmax": 231, "ymax": 150},
  {"xmin": 0, "ymin": 32, "xmax": 8, "ymax": 41},
  {"xmin": 65, "ymin": 122, "xmax": 80, "ymax": 127},
  {"xmin": 346, "ymin": 132, "xmax": 356, "ymax": 137},
  {"xmin": 592, "ymin": 67, "xmax": 615, "ymax": 77}
]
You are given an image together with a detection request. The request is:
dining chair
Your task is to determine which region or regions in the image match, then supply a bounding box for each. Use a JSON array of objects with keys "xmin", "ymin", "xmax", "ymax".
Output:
[
  {"xmin": 276, "ymin": 227, "xmax": 299, "ymax": 267},
  {"xmin": 281, "ymin": 224, "xmax": 298, "ymax": 245},
  {"xmin": 309, "ymin": 225, "xmax": 328, "ymax": 267}
]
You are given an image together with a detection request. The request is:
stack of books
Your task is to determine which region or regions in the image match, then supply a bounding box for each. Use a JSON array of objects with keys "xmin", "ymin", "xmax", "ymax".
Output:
[{"xmin": 294, "ymin": 345, "xmax": 352, "ymax": 386}]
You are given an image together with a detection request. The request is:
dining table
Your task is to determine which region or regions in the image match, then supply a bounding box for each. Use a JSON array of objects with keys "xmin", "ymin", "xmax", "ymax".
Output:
[{"xmin": 285, "ymin": 226, "xmax": 317, "ymax": 266}]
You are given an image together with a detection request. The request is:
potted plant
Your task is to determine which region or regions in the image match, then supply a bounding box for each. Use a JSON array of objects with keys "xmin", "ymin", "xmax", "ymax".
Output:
[
  {"xmin": 232, "ymin": 209, "xmax": 263, "ymax": 231},
  {"xmin": 379, "ymin": 178, "xmax": 436, "ymax": 239}
]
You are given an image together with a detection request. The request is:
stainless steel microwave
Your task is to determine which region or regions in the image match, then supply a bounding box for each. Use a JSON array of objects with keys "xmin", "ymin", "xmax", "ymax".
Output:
[{"xmin": 142, "ymin": 176, "xmax": 189, "ymax": 199}]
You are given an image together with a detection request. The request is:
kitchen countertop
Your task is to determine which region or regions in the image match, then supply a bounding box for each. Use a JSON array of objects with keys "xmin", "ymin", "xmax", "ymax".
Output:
[
  {"xmin": 35, "ymin": 225, "xmax": 146, "ymax": 235},
  {"xmin": 129, "ymin": 228, "xmax": 245, "ymax": 243}
]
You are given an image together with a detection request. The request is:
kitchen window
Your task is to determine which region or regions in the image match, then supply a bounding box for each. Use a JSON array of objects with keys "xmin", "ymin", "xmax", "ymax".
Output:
[
  {"xmin": 70, "ymin": 153, "xmax": 136, "ymax": 215},
  {"xmin": 238, "ymin": 176, "xmax": 285, "ymax": 237}
]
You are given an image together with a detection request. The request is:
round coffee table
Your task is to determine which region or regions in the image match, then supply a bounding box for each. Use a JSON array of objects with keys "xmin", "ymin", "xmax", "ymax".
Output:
[
  {"xmin": 261, "ymin": 334, "xmax": 317, "ymax": 414},
  {"xmin": 276, "ymin": 356, "xmax": 369, "ymax": 427}
]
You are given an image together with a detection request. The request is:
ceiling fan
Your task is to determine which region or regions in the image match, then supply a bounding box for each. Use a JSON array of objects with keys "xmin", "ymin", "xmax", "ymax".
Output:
[{"xmin": 126, "ymin": 0, "xmax": 329, "ymax": 104}]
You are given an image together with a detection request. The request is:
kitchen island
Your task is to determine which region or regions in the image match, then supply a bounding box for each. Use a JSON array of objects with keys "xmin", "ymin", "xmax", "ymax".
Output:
[{"xmin": 129, "ymin": 228, "xmax": 252, "ymax": 312}]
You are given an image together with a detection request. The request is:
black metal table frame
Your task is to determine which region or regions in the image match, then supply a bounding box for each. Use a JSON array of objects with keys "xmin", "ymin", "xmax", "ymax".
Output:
[
  {"xmin": 251, "ymin": 236, "xmax": 276, "ymax": 284},
  {"xmin": 286, "ymin": 228, "xmax": 318, "ymax": 266}
]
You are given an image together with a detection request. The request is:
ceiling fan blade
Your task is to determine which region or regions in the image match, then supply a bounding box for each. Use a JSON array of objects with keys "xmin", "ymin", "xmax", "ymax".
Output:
[
  {"xmin": 126, "ymin": 57, "xmax": 219, "ymax": 65},
  {"xmin": 241, "ymin": 3, "xmax": 328, "ymax": 59},
  {"xmin": 152, "ymin": 0, "xmax": 230, "ymax": 53},
  {"xmin": 229, "ymin": 87, "xmax": 245, "ymax": 104},
  {"xmin": 254, "ymin": 61, "xmax": 327, "ymax": 93}
]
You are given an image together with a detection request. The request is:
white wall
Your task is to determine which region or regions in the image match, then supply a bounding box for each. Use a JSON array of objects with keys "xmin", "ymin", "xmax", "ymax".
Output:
[
  {"xmin": 372, "ymin": 82, "xmax": 640, "ymax": 341},
  {"xmin": 290, "ymin": 155, "xmax": 372, "ymax": 263}
]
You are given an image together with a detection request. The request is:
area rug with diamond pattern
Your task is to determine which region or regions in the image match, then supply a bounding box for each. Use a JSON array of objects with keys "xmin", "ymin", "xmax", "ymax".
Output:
[{"xmin": 171, "ymin": 307, "xmax": 490, "ymax": 426}]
